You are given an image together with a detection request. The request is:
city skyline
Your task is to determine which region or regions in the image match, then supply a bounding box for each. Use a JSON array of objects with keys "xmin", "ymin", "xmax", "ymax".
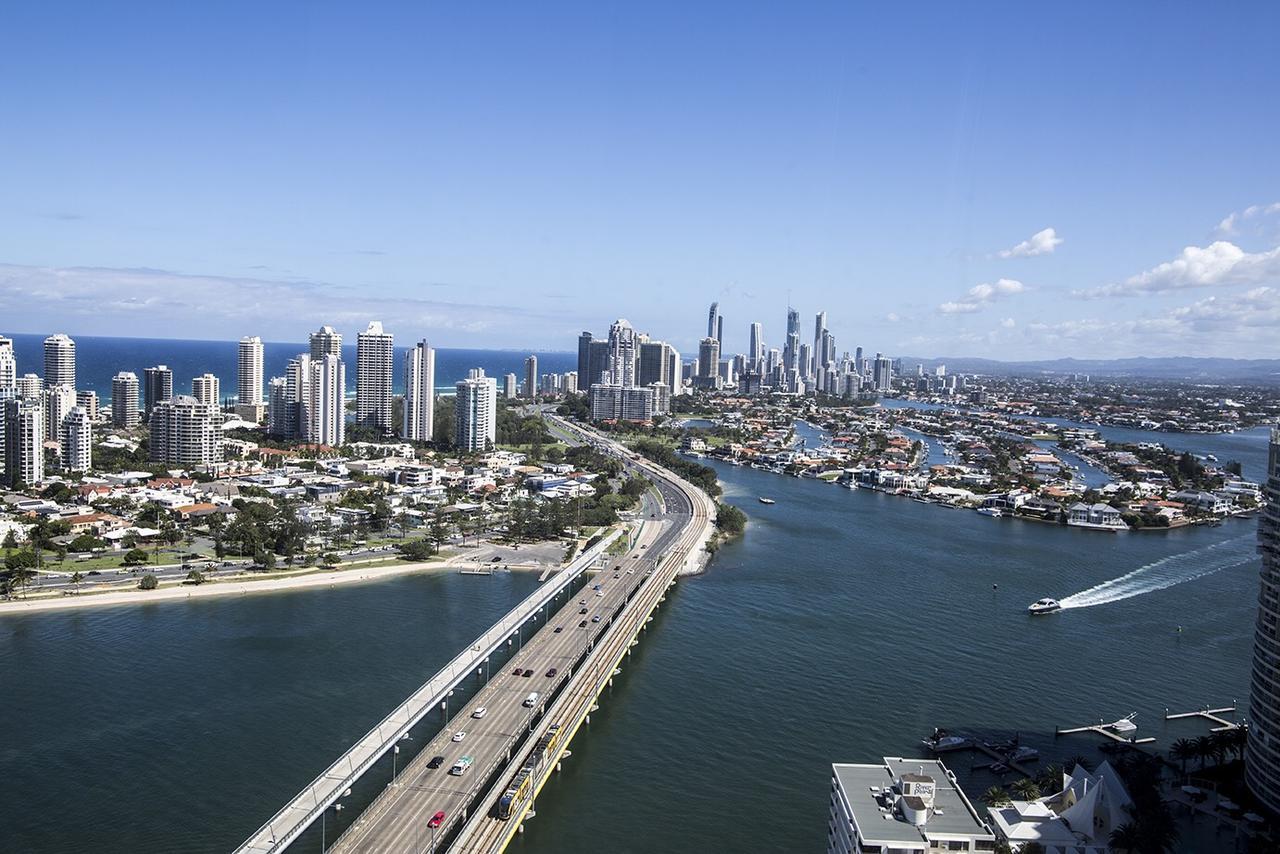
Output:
[{"xmin": 2, "ymin": 5, "xmax": 1279, "ymax": 358}]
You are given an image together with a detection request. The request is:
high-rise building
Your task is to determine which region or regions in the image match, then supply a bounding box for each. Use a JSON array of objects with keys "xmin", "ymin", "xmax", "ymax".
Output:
[
  {"xmin": 61, "ymin": 406, "xmax": 92, "ymax": 472},
  {"xmin": 1248, "ymin": 428, "xmax": 1280, "ymax": 814},
  {"xmin": 192, "ymin": 373, "xmax": 220, "ymax": 407},
  {"xmin": 503, "ymin": 373, "xmax": 518, "ymax": 399},
  {"xmin": 309, "ymin": 325, "xmax": 343, "ymax": 359},
  {"xmin": 403, "ymin": 340, "xmax": 435, "ymax": 442},
  {"xmin": 607, "ymin": 320, "xmax": 638, "ymax": 387},
  {"xmin": 749, "ymin": 322, "xmax": 763, "ymax": 369},
  {"xmin": 564, "ymin": 371, "xmax": 578, "ymax": 395},
  {"xmin": 283, "ymin": 356, "xmax": 310, "ymax": 439},
  {"xmin": 0, "ymin": 335, "xmax": 15, "ymax": 390},
  {"xmin": 266, "ymin": 377, "xmax": 290, "ymax": 437},
  {"xmin": 143, "ymin": 365, "xmax": 173, "ymax": 418},
  {"xmin": 76, "ymin": 390, "xmax": 99, "ymax": 421},
  {"xmin": 357, "ymin": 321, "xmax": 395, "ymax": 434},
  {"xmin": 44, "ymin": 384, "xmax": 76, "ymax": 443},
  {"xmin": 524, "ymin": 355, "xmax": 538, "ymax": 399},
  {"xmin": 17, "ymin": 374, "xmax": 42, "ymax": 399},
  {"xmin": 3, "ymin": 396, "xmax": 44, "ymax": 487},
  {"xmin": 112, "ymin": 372, "xmax": 140, "ymax": 427},
  {"xmin": 638, "ymin": 342, "xmax": 672, "ymax": 389},
  {"xmin": 783, "ymin": 307, "xmax": 801, "ymax": 372},
  {"xmin": 238, "ymin": 336, "xmax": 265, "ymax": 405},
  {"xmin": 455, "ymin": 369, "xmax": 496, "ymax": 452},
  {"xmin": 873, "ymin": 354, "xmax": 893, "ymax": 392},
  {"xmin": 149, "ymin": 395, "xmax": 223, "ymax": 466},
  {"xmin": 305, "ymin": 354, "xmax": 345, "ymax": 447},
  {"xmin": 707, "ymin": 302, "xmax": 720, "ymax": 340},
  {"xmin": 717, "ymin": 314, "xmax": 724, "ymax": 347},
  {"xmin": 43, "ymin": 333, "xmax": 76, "ymax": 389},
  {"xmin": 697, "ymin": 337, "xmax": 721, "ymax": 384},
  {"xmin": 577, "ymin": 332, "xmax": 594, "ymax": 387},
  {"xmin": 666, "ymin": 346, "xmax": 682, "ymax": 396}
]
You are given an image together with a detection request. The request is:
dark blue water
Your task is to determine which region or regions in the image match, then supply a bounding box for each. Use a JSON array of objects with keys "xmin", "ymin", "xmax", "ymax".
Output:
[{"xmin": 4, "ymin": 333, "xmax": 573, "ymax": 401}]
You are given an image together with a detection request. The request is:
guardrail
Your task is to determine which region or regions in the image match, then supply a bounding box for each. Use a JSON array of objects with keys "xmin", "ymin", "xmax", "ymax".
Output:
[{"xmin": 233, "ymin": 527, "xmax": 624, "ymax": 854}]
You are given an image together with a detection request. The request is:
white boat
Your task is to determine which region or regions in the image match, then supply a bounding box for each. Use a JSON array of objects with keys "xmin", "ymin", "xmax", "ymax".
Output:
[
  {"xmin": 976, "ymin": 506, "xmax": 1003, "ymax": 517},
  {"xmin": 758, "ymin": 497, "xmax": 776, "ymax": 505},
  {"xmin": 922, "ymin": 735, "xmax": 970, "ymax": 752},
  {"xmin": 1107, "ymin": 713, "xmax": 1138, "ymax": 734},
  {"xmin": 1027, "ymin": 598, "xmax": 1061, "ymax": 615},
  {"xmin": 1009, "ymin": 746, "xmax": 1040, "ymax": 763}
]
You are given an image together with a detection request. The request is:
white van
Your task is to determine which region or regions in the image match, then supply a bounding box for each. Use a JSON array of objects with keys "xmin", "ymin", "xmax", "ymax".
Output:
[
  {"xmin": 522, "ymin": 692, "xmax": 539, "ymax": 708},
  {"xmin": 450, "ymin": 755, "xmax": 473, "ymax": 776}
]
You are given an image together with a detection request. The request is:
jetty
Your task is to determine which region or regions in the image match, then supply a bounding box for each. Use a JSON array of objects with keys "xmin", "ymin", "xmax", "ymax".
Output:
[{"xmin": 1164, "ymin": 704, "xmax": 1241, "ymax": 732}]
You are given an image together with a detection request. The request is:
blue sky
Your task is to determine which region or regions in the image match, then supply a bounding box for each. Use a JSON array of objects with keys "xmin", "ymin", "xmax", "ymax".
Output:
[{"xmin": 2, "ymin": 2, "xmax": 1278, "ymax": 359}]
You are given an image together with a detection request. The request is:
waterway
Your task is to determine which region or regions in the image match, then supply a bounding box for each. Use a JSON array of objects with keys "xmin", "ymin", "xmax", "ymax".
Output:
[{"xmin": 0, "ymin": 419, "xmax": 1265, "ymax": 853}]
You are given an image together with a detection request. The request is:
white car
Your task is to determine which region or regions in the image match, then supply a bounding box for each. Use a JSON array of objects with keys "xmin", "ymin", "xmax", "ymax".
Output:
[
  {"xmin": 471, "ymin": 707, "xmax": 487, "ymax": 719},
  {"xmin": 452, "ymin": 731, "xmax": 467, "ymax": 742}
]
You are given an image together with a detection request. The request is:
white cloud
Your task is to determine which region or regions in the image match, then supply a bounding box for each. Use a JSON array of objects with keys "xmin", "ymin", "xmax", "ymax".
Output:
[
  {"xmin": 885, "ymin": 312, "xmax": 901, "ymax": 322},
  {"xmin": 1215, "ymin": 202, "xmax": 1280, "ymax": 235},
  {"xmin": 1000, "ymin": 317, "xmax": 1016, "ymax": 328},
  {"xmin": 1077, "ymin": 241, "xmax": 1280, "ymax": 299},
  {"xmin": 937, "ymin": 278, "xmax": 1026, "ymax": 314},
  {"xmin": 997, "ymin": 227, "xmax": 1062, "ymax": 259},
  {"xmin": 0, "ymin": 263, "xmax": 573, "ymax": 345}
]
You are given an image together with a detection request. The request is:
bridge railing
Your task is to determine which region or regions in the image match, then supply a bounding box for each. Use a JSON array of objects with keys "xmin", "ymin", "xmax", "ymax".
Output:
[{"xmin": 234, "ymin": 526, "xmax": 624, "ymax": 854}]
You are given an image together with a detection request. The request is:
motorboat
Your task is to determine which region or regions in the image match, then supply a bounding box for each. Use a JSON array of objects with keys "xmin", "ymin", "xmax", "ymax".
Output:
[
  {"xmin": 1106, "ymin": 713, "xmax": 1138, "ymax": 734},
  {"xmin": 1009, "ymin": 746, "xmax": 1040, "ymax": 763},
  {"xmin": 922, "ymin": 735, "xmax": 970, "ymax": 752},
  {"xmin": 758, "ymin": 497, "xmax": 776, "ymax": 505},
  {"xmin": 1027, "ymin": 598, "xmax": 1061, "ymax": 615},
  {"xmin": 976, "ymin": 506, "xmax": 1003, "ymax": 517}
]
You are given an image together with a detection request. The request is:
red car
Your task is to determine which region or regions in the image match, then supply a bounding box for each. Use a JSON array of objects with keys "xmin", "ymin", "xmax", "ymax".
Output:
[{"xmin": 429, "ymin": 810, "xmax": 446, "ymax": 828}]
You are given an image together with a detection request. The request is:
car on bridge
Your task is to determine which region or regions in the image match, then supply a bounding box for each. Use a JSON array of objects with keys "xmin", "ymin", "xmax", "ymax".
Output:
[
  {"xmin": 554, "ymin": 626, "xmax": 563, "ymax": 633},
  {"xmin": 429, "ymin": 810, "xmax": 446, "ymax": 828},
  {"xmin": 546, "ymin": 667, "xmax": 557, "ymax": 677},
  {"xmin": 522, "ymin": 668, "xmax": 534, "ymax": 677},
  {"xmin": 452, "ymin": 730, "xmax": 467, "ymax": 742},
  {"xmin": 511, "ymin": 667, "xmax": 523, "ymax": 676},
  {"xmin": 578, "ymin": 620, "xmax": 588, "ymax": 628},
  {"xmin": 471, "ymin": 706, "xmax": 487, "ymax": 719},
  {"xmin": 427, "ymin": 755, "xmax": 445, "ymax": 769},
  {"xmin": 592, "ymin": 615, "xmax": 602, "ymax": 623}
]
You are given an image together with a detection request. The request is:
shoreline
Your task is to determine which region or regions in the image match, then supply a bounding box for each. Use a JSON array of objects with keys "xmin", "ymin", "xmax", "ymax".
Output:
[{"xmin": 0, "ymin": 557, "xmax": 538, "ymax": 617}]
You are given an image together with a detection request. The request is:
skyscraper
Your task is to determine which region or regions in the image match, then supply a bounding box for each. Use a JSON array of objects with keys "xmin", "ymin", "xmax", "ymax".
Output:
[
  {"xmin": 873, "ymin": 353, "xmax": 893, "ymax": 392},
  {"xmin": 44, "ymin": 384, "xmax": 76, "ymax": 444},
  {"xmin": 357, "ymin": 321, "xmax": 394, "ymax": 434},
  {"xmin": 707, "ymin": 302, "xmax": 720, "ymax": 340},
  {"xmin": 607, "ymin": 319, "xmax": 638, "ymax": 386},
  {"xmin": 1248, "ymin": 428, "xmax": 1280, "ymax": 814},
  {"xmin": 238, "ymin": 336, "xmax": 264, "ymax": 405},
  {"xmin": 577, "ymin": 332, "xmax": 594, "ymax": 387},
  {"xmin": 524, "ymin": 355, "xmax": 538, "ymax": 399},
  {"xmin": 267, "ymin": 377, "xmax": 290, "ymax": 437},
  {"xmin": 3, "ymin": 396, "xmax": 43, "ymax": 487},
  {"xmin": 144, "ymin": 365, "xmax": 173, "ymax": 418},
  {"xmin": 309, "ymin": 325, "xmax": 343, "ymax": 359},
  {"xmin": 17, "ymin": 374, "xmax": 42, "ymax": 399},
  {"xmin": 783, "ymin": 307, "xmax": 801, "ymax": 372},
  {"xmin": 60, "ymin": 406, "xmax": 92, "ymax": 472},
  {"xmin": 455, "ymin": 369, "xmax": 497, "ymax": 452},
  {"xmin": 0, "ymin": 335, "xmax": 15, "ymax": 390},
  {"xmin": 112, "ymin": 372, "xmax": 140, "ymax": 428},
  {"xmin": 639, "ymin": 342, "xmax": 672, "ymax": 389},
  {"xmin": 306, "ymin": 354, "xmax": 345, "ymax": 447},
  {"xmin": 43, "ymin": 333, "xmax": 76, "ymax": 389},
  {"xmin": 503, "ymin": 373, "xmax": 518, "ymax": 399},
  {"xmin": 403, "ymin": 340, "xmax": 436, "ymax": 442},
  {"xmin": 76, "ymin": 390, "xmax": 99, "ymax": 421},
  {"xmin": 717, "ymin": 314, "xmax": 724, "ymax": 347},
  {"xmin": 697, "ymin": 337, "xmax": 721, "ymax": 381},
  {"xmin": 749, "ymin": 322, "xmax": 763, "ymax": 369},
  {"xmin": 192, "ymin": 373, "xmax": 220, "ymax": 407},
  {"xmin": 813, "ymin": 311, "xmax": 828, "ymax": 376},
  {"xmin": 149, "ymin": 395, "xmax": 223, "ymax": 466}
]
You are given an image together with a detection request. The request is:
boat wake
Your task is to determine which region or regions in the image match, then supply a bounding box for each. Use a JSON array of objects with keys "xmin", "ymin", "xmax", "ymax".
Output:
[{"xmin": 1058, "ymin": 535, "xmax": 1255, "ymax": 610}]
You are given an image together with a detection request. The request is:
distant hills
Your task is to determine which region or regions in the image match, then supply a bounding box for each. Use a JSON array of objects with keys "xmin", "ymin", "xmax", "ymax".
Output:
[{"xmin": 899, "ymin": 356, "xmax": 1280, "ymax": 384}]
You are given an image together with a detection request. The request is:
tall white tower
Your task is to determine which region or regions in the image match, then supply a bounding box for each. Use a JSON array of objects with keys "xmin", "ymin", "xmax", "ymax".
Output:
[
  {"xmin": 43, "ymin": 333, "xmax": 76, "ymax": 389},
  {"xmin": 455, "ymin": 369, "xmax": 497, "ymax": 453},
  {"xmin": 238, "ymin": 336, "xmax": 264, "ymax": 405},
  {"xmin": 403, "ymin": 340, "xmax": 435, "ymax": 442},
  {"xmin": 61, "ymin": 406, "xmax": 92, "ymax": 472},
  {"xmin": 356, "ymin": 321, "xmax": 394, "ymax": 434},
  {"xmin": 192, "ymin": 373, "xmax": 221, "ymax": 407}
]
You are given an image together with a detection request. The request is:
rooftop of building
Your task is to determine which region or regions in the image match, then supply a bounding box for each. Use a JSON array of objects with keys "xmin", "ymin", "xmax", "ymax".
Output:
[{"xmin": 833, "ymin": 757, "xmax": 992, "ymax": 845}]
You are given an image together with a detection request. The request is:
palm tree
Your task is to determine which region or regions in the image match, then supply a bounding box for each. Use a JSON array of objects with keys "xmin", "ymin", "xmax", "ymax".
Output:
[
  {"xmin": 1193, "ymin": 735, "xmax": 1215, "ymax": 770},
  {"xmin": 1109, "ymin": 823, "xmax": 1141, "ymax": 854},
  {"xmin": 983, "ymin": 785, "xmax": 1011, "ymax": 807},
  {"xmin": 1063, "ymin": 754, "xmax": 1091, "ymax": 773},
  {"xmin": 1035, "ymin": 763, "xmax": 1063, "ymax": 794},
  {"xmin": 70, "ymin": 571, "xmax": 83, "ymax": 594},
  {"xmin": 1170, "ymin": 738, "xmax": 1197, "ymax": 778},
  {"xmin": 1010, "ymin": 777, "xmax": 1042, "ymax": 801}
]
